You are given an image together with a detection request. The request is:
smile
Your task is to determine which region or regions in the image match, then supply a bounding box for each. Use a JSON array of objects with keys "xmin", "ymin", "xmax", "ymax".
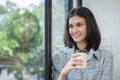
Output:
[{"xmin": 73, "ymin": 34, "xmax": 81, "ymax": 38}]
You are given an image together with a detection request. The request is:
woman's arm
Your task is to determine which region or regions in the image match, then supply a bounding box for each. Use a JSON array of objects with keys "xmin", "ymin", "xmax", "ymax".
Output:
[
  {"xmin": 58, "ymin": 71, "xmax": 66, "ymax": 80},
  {"xmin": 101, "ymin": 51, "xmax": 113, "ymax": 80},
  {"xmin": 57, "ymin": 53, "xmax": 84, "ymax": 80}
]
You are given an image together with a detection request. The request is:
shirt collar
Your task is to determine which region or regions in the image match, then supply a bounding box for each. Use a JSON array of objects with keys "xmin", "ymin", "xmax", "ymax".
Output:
[
  {"xmin": 67, "ymin": 47, "xmax": 101, "ymax": 61},
  {"xmin": 89, "ymin": 49, "xmax": 101, "ymax": 61},
  {"xmin": 66, "ymin": 47, "xmax": 74, "ymax": 59}
]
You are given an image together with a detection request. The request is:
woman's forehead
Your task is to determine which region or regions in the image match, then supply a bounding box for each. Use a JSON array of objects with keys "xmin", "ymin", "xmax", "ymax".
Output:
[{"xmin": 69, "ymin": 16, "xmax": 86, "ymax": 24}]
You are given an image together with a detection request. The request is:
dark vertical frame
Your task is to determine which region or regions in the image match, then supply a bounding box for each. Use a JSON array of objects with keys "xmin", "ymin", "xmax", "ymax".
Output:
[
  {"xmin": 77, "ymin": 0, "xmax": 82, "ymax": 7},
  {"xmin": 45, "ymin": 0, "xmax": 52, "ymax": 80},
  {"xmin": 68, "ymin": 0, "xmax": 73, "ymax": 12},
  {"xmin": 65, "ymin": 0, "xmax": 73, "ymax": 19},
  {"xmin": 65, "ymin": 0, "xmax": 73, "ymax": 13},
  {"xmin": 45, "ymin": 0, "xmax": 79, "ymax": 79}
]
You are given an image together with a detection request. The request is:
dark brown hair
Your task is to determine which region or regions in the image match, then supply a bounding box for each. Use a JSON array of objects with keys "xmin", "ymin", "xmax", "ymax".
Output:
[{"xmin": 64, "ymin": 7, "xmax": 101, "ymax": 51}]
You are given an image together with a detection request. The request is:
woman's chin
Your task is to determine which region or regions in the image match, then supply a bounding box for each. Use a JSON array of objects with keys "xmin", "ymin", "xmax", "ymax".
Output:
[
  {"xmin": 74, "ymin": 39, "xmax": 81, "ymax": 42},
  {"xmin": 73, "ymin": 38, "xmax": 84, "ymax": 43}
]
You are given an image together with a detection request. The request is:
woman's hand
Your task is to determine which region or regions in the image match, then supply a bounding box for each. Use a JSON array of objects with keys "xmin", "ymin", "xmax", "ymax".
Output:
[{"xmin": 58, "ymin": 53, "xmax": 84, "ymax": 80}]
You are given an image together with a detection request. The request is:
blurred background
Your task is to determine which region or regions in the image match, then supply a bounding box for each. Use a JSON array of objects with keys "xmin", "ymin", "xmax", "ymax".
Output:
[
  {"xmin": 83, "ymin": 0, "xmax": 120, "ymax": 80},
  {"xmin": 0, "ymin": 0, "xmax": 120, "ymax": 80},
  {"xmin": 0, "ymin": 0, "xmax": 45, "ymax": 80}
]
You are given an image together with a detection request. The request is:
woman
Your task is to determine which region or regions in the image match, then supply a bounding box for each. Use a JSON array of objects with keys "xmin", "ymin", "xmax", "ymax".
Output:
[{"xmin": 52, "ymin": 7, "xmax": 113, "ymax": 80}]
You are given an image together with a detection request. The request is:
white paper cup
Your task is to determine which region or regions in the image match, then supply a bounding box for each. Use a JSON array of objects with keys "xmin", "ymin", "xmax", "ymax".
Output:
[{"xmin": 75, "ymin": 52, "xmax": 87, "ymax": 69}]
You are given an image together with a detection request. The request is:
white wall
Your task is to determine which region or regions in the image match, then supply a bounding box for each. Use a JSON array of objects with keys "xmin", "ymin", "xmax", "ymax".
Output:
[{"xmin": 83, "ymin": 0, "xmax": 120, "ymax": 80}]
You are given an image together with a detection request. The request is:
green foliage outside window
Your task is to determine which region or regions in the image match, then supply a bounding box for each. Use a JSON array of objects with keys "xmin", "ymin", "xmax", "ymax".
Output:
[
  {"xmin": 0, "ymin": 8, "xmax": 44, "ymax": 79},
  {"xmin": 0, "ymin": 5, "xmax": 7, "ymax": 14}
]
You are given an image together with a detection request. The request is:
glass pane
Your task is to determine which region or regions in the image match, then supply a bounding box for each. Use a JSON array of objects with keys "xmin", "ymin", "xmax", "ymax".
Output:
[
  {"xmin": 0, "ymin": 0, "xmax": 45, "ymax": 80},
  {"xmin": 73, "ymin": 0, "xmax": 78, "ymax": 8},
  {"xmin": 52, "ymin": 0, "xmax": 66, "ymax": 52}
]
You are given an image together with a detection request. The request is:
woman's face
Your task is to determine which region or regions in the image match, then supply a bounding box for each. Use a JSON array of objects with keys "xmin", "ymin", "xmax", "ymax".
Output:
[{"xmin": 69, "ymin": 16, "xmax": 87, "ymax": 44}]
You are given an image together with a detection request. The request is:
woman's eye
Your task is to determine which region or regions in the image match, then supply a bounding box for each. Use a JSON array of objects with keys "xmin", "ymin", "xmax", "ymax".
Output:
[
  {"xmin": 69, "ymin": 25, "xmax": 73, "ymax": 28},
  {"xmin": 77, "ymin": 23, "xmax": 82, "ymax": 27}
]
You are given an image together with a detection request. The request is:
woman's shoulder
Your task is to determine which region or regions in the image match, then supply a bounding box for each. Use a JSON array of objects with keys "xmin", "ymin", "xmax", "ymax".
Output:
[
  {"xmin": 52, "ymin": 47, "xmax": 72, "ymax": 58},
  {"xmin": 97, "ymin": 48, "xmax": 113, "ymax": 59},
  {"xmin": 52, "ymin": 47, "xmax": 72, "ymax": 69}
]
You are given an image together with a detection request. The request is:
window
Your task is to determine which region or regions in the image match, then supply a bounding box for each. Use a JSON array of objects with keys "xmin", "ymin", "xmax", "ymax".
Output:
[
  {"xmin": 0, "ymin": 0, "xmax": 45, "ymax": 80},
  {"xmin": 52, "ymin": 0, "xmax": 66, "ymax": 52},
  {"xmin": 0, "ymin": 0, "xmax": 81, "ymax": 79}
]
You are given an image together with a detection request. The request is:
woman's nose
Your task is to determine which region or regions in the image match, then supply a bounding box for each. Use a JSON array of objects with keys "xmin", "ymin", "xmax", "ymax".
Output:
[{"xmin": 72, "ymin": 27, "xmax": 78, "ymax": 33}]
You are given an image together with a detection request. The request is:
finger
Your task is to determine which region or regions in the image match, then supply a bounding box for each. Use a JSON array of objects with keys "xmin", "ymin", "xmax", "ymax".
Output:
[
  {"xmin": 75, "ymin": 65, "xmax": 84, "ymax": 70},
  {"xmin": 71, "ymin": 57, "xmax": 84, "ymax": 62},
  {"xmin": 75, "ymin": 62, "xmax": 83, "ymax": 66},
  {"xmin": 70, "ymin": 64, "xmax": 84, "ymax": 70},
  {"xmin": 72, "ymin": 53, "xmax": 81, "ymax": 58},
  {"xmin": 71, "ymin": 61, "xmax": 83, "ymax": 66}
]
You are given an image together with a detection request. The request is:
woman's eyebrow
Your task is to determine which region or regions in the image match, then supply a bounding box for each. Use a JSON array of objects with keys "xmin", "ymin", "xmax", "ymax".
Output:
[{"xmin": 76, "ymin": 21, "xmax": 83, "ymax": 24}]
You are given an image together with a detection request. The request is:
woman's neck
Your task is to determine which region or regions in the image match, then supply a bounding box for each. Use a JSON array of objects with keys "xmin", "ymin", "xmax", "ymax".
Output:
[{"xmin": 77, "ymin": 42, "xmax": 87, "ymax": 50}]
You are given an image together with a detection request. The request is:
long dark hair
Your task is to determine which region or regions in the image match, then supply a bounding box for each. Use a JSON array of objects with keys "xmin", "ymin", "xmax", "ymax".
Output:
[{"xmin": 64, "ymin": 7, "xmax": 101, "ymax": 51}]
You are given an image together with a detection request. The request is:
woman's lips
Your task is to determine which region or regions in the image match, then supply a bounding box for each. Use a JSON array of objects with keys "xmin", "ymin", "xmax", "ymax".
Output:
[{"xmin": 73, "ymin": 34, "xmax": 81, "ymax": 38}]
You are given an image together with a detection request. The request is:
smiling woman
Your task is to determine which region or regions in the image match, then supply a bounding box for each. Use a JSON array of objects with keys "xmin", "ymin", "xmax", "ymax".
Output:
[
  {"xmin": 68, "ymin": 16, "xmax": 87, "ymax": 49},
  {"xmin": 52, "ymin": 7, "xmax": 113, "ymax": 80}
]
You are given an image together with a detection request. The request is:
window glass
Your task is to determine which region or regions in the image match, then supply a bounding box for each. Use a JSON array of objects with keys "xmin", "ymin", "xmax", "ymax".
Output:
[
  {"xmin": 73, "ymin": 0, "xmax": 78, "ymax": 8},
  {"xmin": 52, "ymin": 0, "xmax": 66, "ymax": 52},
  {"xmin": 0, "ymin": 0, "xmax": 45, "ymax": 80}
]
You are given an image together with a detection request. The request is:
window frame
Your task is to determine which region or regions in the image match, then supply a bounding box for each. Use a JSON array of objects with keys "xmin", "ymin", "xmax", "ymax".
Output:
[{"xmin": 45, "ymin": 0, "xmax": 82, "ymax": 79}]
